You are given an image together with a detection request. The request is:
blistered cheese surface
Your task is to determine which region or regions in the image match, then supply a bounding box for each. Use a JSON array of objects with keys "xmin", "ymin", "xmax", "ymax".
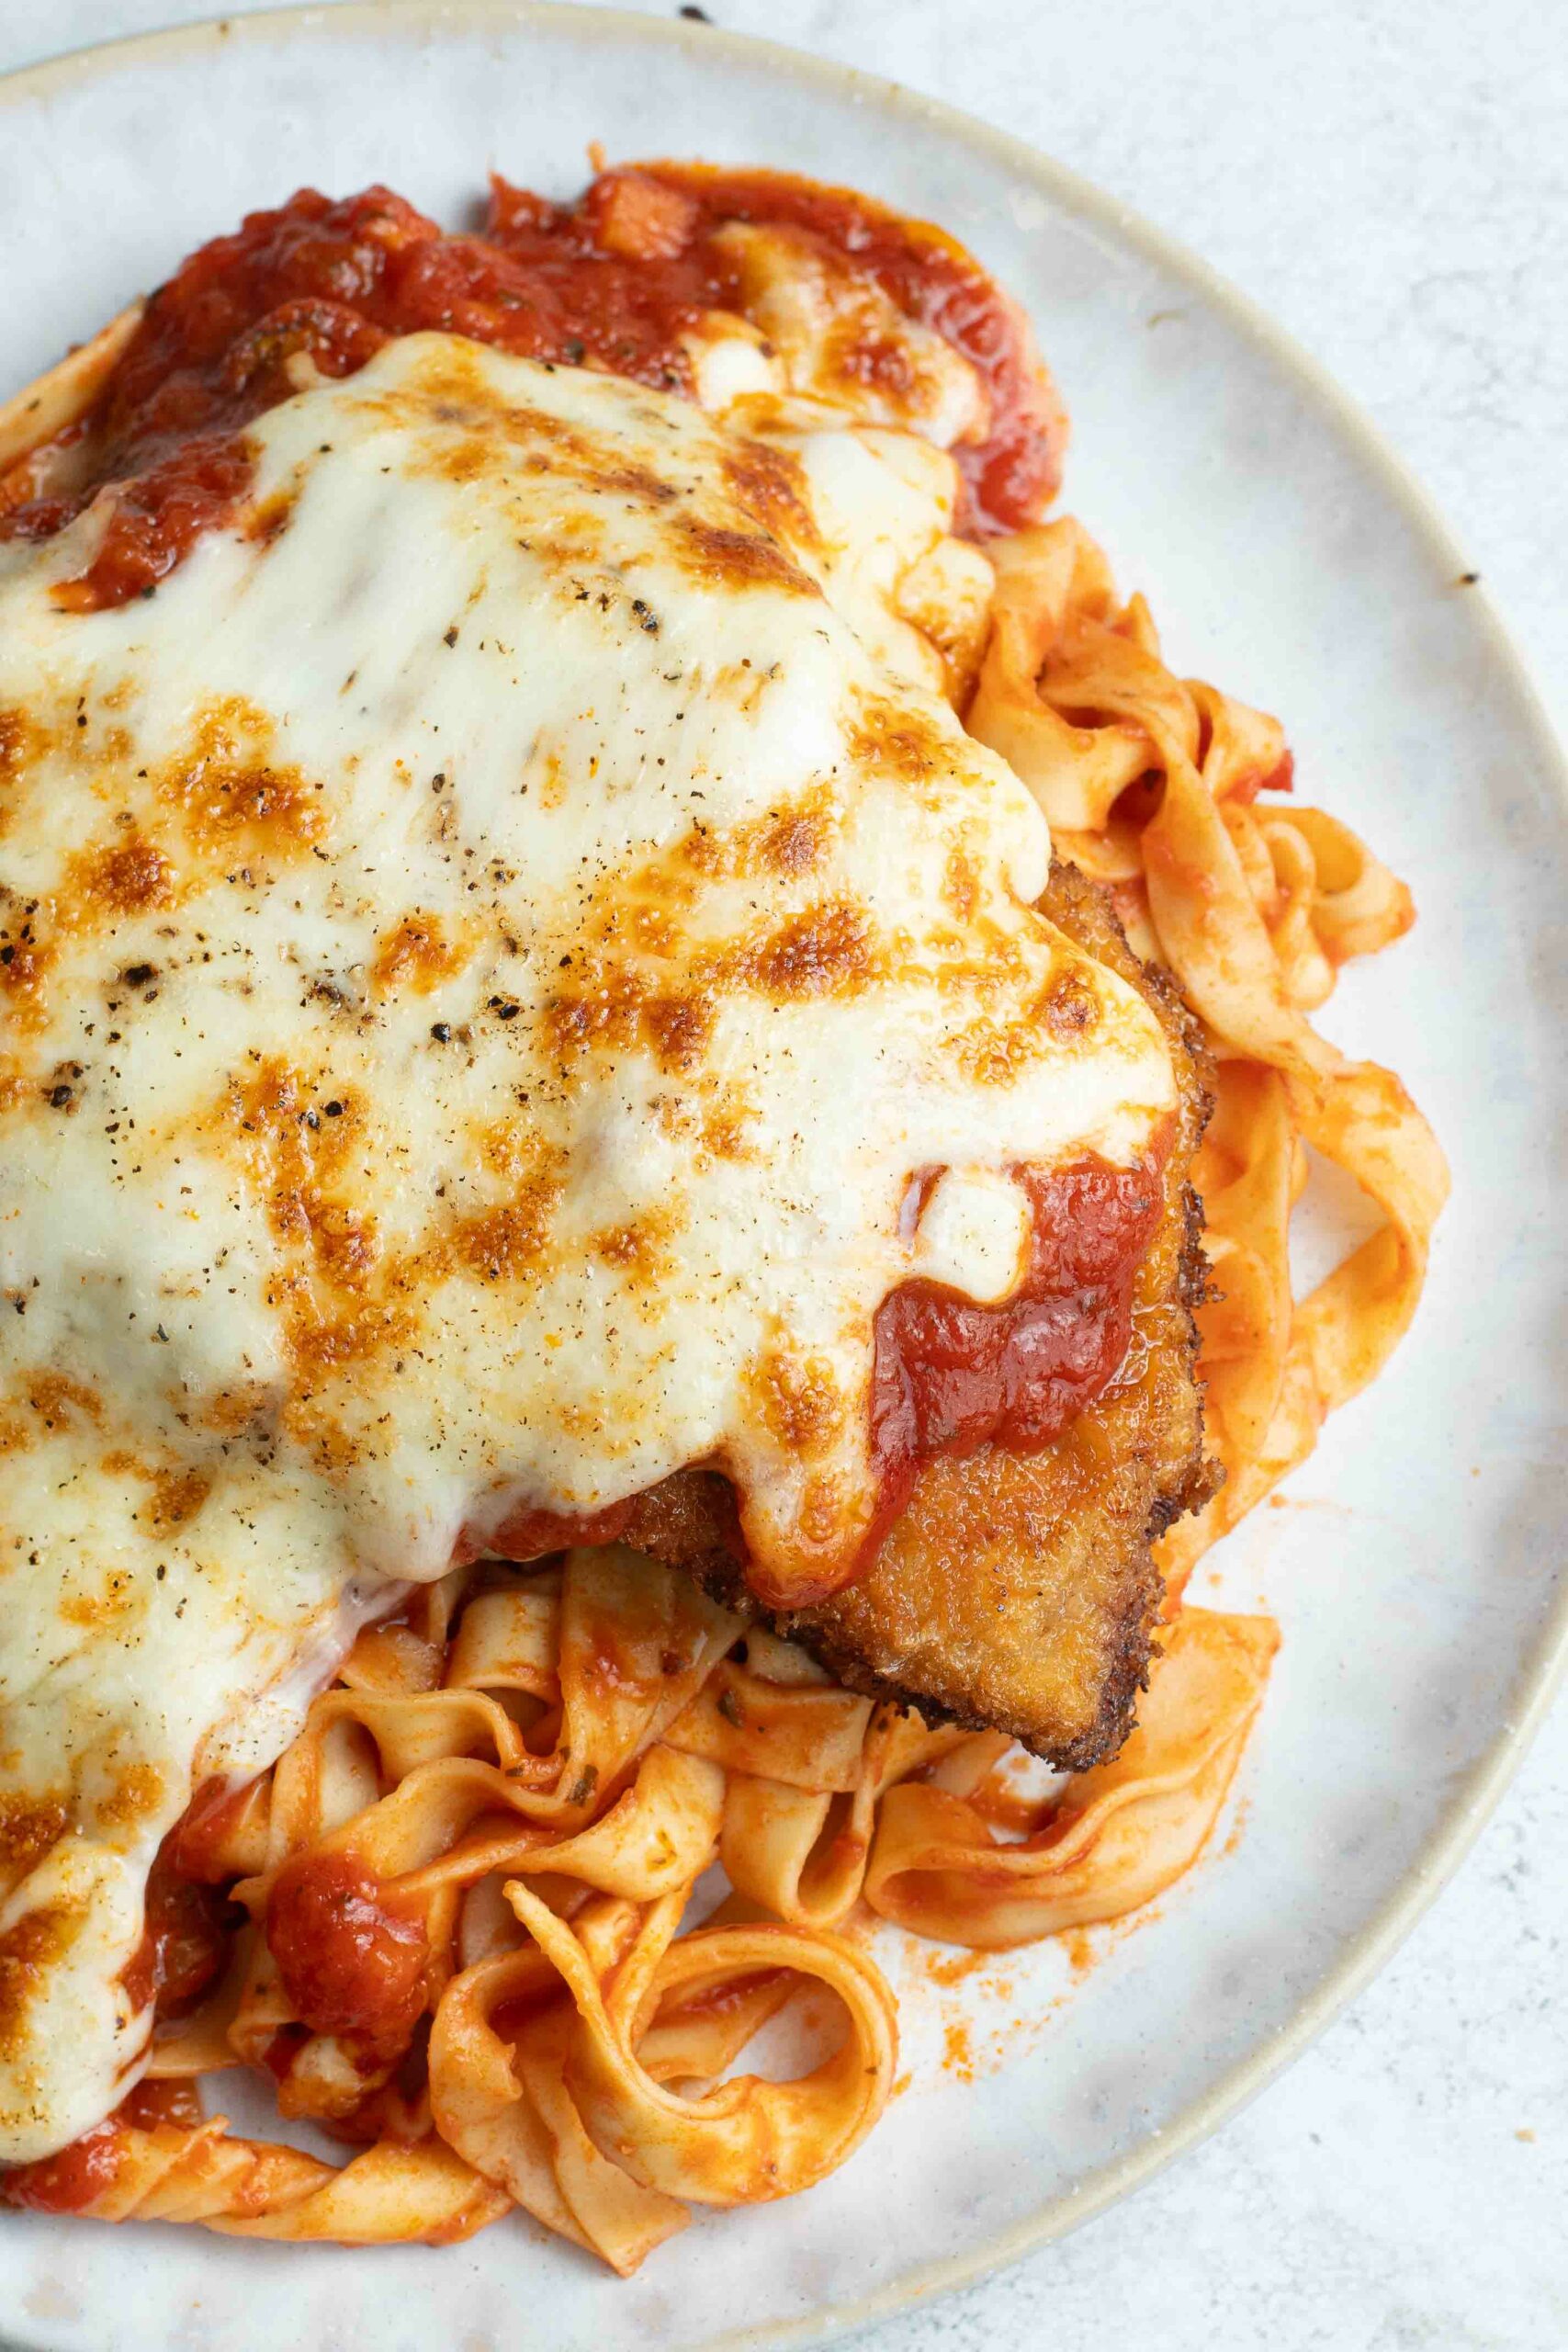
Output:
[{"xmin": 0, "ymin": 334, "xmax": 1173, "ymax": 2157}]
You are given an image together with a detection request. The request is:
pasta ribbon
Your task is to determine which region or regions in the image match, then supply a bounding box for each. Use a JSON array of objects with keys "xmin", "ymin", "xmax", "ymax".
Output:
[
  {"xmin": 863, "ymin": 1610, "xmax": 1279, "ymax": 1948},
  {"xmin": 6, "ymin": 2106, "xmax": 505, "ymax": 2243},
  {"xmin": 968, "ymin": 516, "xmax": 1448, "ymax": 1591},
  {"xmin": 513, "ymin": 1883, "xmax": 897, "ymax": 2205},
  {"xmin": 429, "ymin": 1882, "xmax": 897, "ymax": 2269}
]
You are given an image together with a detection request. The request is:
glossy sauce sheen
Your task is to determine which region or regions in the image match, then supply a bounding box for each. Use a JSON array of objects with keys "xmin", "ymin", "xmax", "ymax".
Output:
[
  {"xmin": 1, "ymin": 2116, "xmax": 127, "ymax": 2214},
  {"xmin": 870, "ymin": 1151, "xmax": 1166, "ymax": 1549},
  {"xmin": 0, "ymin": 166, "xmax": 1063, "ymax": 606},
  {"xmin": 266, "ymin": 1852, "xmax": 429, "ymax": 2055},
  {"xmin": 116, "ymin": 1845, "xmax": 230, "ymax": 2020}
]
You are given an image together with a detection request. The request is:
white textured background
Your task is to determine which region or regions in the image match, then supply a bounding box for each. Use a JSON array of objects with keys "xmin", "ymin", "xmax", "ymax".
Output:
[{"xmin": 1, "ymin": 4, "xmax": 1563, "ymax": 2346}]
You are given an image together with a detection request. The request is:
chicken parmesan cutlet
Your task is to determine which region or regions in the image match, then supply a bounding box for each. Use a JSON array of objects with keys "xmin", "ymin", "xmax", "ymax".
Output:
[{"xmin": 0, "ymin": 168, "xmax": 1211, "ymax": 2170}]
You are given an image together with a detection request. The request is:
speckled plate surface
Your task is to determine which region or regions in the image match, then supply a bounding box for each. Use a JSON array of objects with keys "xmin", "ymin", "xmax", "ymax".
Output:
[{"xmin": 2, "ymin": 9, "xmax": 1566, "ymax": 2348}]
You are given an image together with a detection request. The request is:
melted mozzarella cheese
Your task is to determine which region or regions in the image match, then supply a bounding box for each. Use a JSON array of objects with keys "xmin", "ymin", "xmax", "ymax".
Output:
[{"xmin": 0, "ymin": 333, "xmax": 1174, "ymax": 2159}]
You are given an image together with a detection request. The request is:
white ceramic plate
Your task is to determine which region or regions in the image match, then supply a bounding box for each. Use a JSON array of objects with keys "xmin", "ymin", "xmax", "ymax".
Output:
[{"xmin": 2, "ymin": 9, "xmax": 1566, "ymax": 2348}]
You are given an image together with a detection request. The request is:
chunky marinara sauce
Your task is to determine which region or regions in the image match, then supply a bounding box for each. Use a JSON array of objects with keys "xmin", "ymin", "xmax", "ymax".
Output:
[
  {"xmin": 0, "ymin": 163, "xmax": 1061, "ymax": 607},
  {"xmin": 265, "ymin": 1850, "xmax": 430, "ymax": 2060}
]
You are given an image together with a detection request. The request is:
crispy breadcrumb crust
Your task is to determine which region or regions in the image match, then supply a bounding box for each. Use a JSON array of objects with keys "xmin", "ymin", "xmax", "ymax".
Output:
[{"xmin": 610, "ymin": 859, "xmax": 1218, "ymax": 1770}]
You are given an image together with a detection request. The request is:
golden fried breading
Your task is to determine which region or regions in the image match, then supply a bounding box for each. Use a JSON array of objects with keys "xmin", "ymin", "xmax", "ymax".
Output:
[{"xmin": 609, "ymin": 859, "xmax": 1216, "ymax": 1770}]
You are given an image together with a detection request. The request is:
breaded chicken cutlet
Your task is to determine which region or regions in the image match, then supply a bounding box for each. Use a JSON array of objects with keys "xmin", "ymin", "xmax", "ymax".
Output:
[{"xmin": 600, "ymin": 858, "xmax": 1217, "ymax": 1770}]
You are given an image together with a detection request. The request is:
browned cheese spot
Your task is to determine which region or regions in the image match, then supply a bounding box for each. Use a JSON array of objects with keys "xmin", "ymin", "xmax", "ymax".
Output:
[
  {"xmin": 197, "ymin": 1384, "xmax": 276, "ymax": 1440},
  {"xmin": 69, "ymin": 832, "xmax": 175, "ymax": 918},
  {"xmin": 220, "ymin": 1059, "xmax": 368, "ymax": 1261},
  {"xmin": 0, "ymin": 1797, "xmax": 69, "ymax": 1893},
  {"xmin": 99, "ymin": 1449, "xmax": 212, "ymax": 1531},
  {"xmin": 0, "ymin": 922, "xmax": 54, "ymax": 1033},
  {"xmin": 285, "ymin": 1297, "xmax": 411, "ymax": 1386},
  {"xmin": 702, "ymin": 1102, "xmax": 755, "ymax": 1161},
  {"xmin": 678, "ymin": 789, "xmax": 833, "ymax": 883},
  {"xmin": 670, "ymin": 510, "xmax": 820, "ymax": 597},
  {"xmin": 760, "ymin": 806, "xmax": 829, "ymax": 878},
  {"xmin": 845, "ymin": 695, "xmax": 952, "ymax": 788},
  {"xmin": 411, "ymin": 352, "xmax": 682, "ymax": 510},
  {"xmin": 720, "ymin": 439, "xmax": 823, "ymax": 556},
  {"xmin": 546, "ymin": 968, "xmax": 644, "ymax": 1066},
  {"xmin": 96, "ymin": 1762, "xmax": 165, "ymax": 1834},
  {"xmin": 23, "ymin": 1373, "xmax": 103, "ymax": 1431},
  {"xmin": 546, "ymin": 960, "xmax": 716, "ymax": 1080},
  {"xmin": 950, "ymin": 1014, "xmax": 1041, "ymax": 1088},
  {"xmin": 309, "ymin": 1200, "xmax": 378, "ymax": 1289},
  {"xmin": 371, "ymin": 911, "xmax": 468, "ymax": 996},
  {"xmin": 147, "ymin": 1465, "xmax": 211, "ymax": 1530},
  {"xmin": 641, "ymin": 991, "xmax": 715, "ymax": 1073},
  {"xmin": 0, "ymin": 1907, "xmax": 78, "ymax": 2063},
  {"xmin": 0, "ymin": 707, "xmax": 45, "ymax": 838},
  {"xmin": 60, "ymin": 1569, "xmax": 141, "ymax": 1633},
  {"xmin": 158, "ymin": 699, "xmax": 327, "ymax": 866},
  {"xmin": 452, "ymin": 1175, "xmax": 562, "ymax": 1286},
  {"xmin": 749, "ymin": 1347, "xmax": 847, "ymax": 1457},
  {"xmin": 942, "ymin": 843, "xmax": 980, "ymax": 922},
  {"xmin": 245, "ymin": 488, "xmax": 298, "ymax": 548},
  {"xmin": 210, "ymin": 1061, "xmax": 399, "ymax": 1397},
  {"xmin": 592, "ymin": 1207, "xmax": 678, "ymax": 1287},
  {"xmin": 740, "ymin": 897, "xmax": 875, "ymax": 1001},
  {"xmin": 1034, "ymin": 960, "xmax": 1101, "ymax": 1041},
  {"xmin": 626, "ymin": 904, "xmax": 680, "ymax": 956},
  {"xmin": 0, "ymin": 708, "xmax": 30, "ymax": 784}
]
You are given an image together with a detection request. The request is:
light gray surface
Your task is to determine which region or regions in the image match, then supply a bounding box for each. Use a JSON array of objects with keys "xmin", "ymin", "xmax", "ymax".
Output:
[{"xmin": 0, "ymin": 6, "xmax": 1563, "ymax": 2350}]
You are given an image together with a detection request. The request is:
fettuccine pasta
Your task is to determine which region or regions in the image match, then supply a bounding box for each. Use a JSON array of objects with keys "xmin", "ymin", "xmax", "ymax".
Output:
[
  {"xmin": 0, "ymin": 166, "xmax": 1443, "ymax": 2270},
  {"xmin": 4, "ymin": 1553, "xmax": 1280, "ymax": 2256}
]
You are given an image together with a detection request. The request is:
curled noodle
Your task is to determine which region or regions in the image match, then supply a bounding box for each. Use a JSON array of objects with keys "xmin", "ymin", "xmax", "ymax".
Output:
[
  {"xmin": 863, "ymin": 1610, "xmax": 1279, "ymax": 1948},
  {"xmin": 969, "ymin": 516, "xmax": 1448, "ymax": 1592},
  {"xmin": 431, "ymin": 1880, "xmax": 897, "ymax": 2270}
]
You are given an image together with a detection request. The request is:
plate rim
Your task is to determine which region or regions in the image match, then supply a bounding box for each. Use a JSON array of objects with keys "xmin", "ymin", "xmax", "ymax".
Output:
[{"xmin": 2, "ymin": 7, "xmax": 1567, "ymax": 2346}]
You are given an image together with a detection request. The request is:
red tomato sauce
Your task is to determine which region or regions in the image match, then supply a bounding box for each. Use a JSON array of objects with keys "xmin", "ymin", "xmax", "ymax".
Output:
[
  {"xmin": 864, "ymin": 1149, "xmax": 1166, "ymax": 1558},
  {"xmin": 265, "ymin": 1850, "xmax": 429, "ymax": 2059},
  {"xmin": 164, "ymin": 1775, "xmax": 259, "ymax": 1883},
  {"xmin": 116, "ymin": 2077, "xmax": 205, "ymax": 2132},
  {"xmin": 0, "ymin": 164, "xmax": 1060, "ymax": 607},
  {"xmin": 624, "ymin": 164, "xmax": 1066, "ymax": 534},
  {"xmin": 2, "ymin": 2083, "xmax": 209, "ymax": 2211},
  {"xmin": 117, "ymin": 1838, "xmax": 231, "ymax": 2021},
  {"xmin": 2, "ymin": 2119, "xmax": 127, "ymax": 2213},
  {"xmin": 472, "ymin": 1149, "xmax": 1164, "ymax": 1605}
]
